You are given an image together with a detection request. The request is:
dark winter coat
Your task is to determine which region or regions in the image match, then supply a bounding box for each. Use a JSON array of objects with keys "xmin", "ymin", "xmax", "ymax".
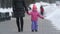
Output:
[
  {"xmin": 40, "ymin": 6, "xmax": 44, "ymax": 12},
  {"xmin": 12, "ymin": 0, "xmax": 28, "ymax": 17}
]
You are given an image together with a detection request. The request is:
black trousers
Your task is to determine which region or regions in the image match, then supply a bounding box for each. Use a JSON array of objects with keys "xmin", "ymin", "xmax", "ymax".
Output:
[
  {"xmin": 41, "ymin": 12, "xmax": 44, "ymax": 16},
  {"xmin": 16, "ymin": 17, "xmax": 24, "ymax": 31}
]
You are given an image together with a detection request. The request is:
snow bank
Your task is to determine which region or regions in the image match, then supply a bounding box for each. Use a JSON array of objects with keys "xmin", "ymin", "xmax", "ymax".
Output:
[
  {"xmin": 45, "ymin": 7, "xmax": 60, "ymax": 30},
  {"xmin": 0, "ymin": 8, "xmax": 13, "ymax": 16},
  {"xmin": 44, "ymin": 4, "xmax": 57, "ymax": 16}
]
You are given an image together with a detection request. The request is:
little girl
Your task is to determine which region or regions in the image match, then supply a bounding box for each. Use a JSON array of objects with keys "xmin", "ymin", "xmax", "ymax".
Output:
[{"xmin": 27, "ymin": 4, "xmax": 44, "ymax": 32}]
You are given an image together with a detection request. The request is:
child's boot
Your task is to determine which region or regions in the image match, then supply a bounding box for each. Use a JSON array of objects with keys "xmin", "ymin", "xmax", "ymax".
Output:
[
  {"xmin": 32, "ymin": 30, "xmax": 34, "ymax": 32},
  {"xmin": 35, "ymin": 29, "xmax": 38, "ymax": 32}
]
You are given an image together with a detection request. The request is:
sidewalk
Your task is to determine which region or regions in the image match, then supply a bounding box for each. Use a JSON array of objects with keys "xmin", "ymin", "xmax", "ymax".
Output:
[{"xmin": 0, "ymin": 14, "xmax": 60, "ymax": 34}]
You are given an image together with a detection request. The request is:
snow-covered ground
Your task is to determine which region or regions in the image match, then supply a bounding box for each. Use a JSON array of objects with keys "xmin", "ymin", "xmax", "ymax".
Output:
[
  {"xmin": 45, "ymin": 7, "xmax": 60, "ymax": 30},
  {"xmin": 29, "ymin": 1, "xmax": 60, "ymax": 30}
]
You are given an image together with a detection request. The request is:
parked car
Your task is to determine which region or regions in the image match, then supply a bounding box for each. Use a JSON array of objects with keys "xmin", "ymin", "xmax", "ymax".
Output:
[{"xmin": 0, "ymin": 12, "xmax": 11, "ymax": 22}]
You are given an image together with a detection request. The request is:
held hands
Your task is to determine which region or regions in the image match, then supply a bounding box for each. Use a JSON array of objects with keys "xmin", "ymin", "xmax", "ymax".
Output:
[{"xmin": 26, "ymin": 11, "xmax": 28, "ymax": 13}]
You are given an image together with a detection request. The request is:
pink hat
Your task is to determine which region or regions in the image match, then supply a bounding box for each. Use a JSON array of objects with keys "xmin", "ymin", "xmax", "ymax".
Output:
[{"xmin": 33, "ymin": 4, "xmax": 37, "ymax": 9}]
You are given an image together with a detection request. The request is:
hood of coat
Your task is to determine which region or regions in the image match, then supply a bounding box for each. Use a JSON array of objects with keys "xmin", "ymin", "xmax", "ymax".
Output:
[{"xmin": 32, "ymin": 4, "xmax": 37, "ymax": 12}]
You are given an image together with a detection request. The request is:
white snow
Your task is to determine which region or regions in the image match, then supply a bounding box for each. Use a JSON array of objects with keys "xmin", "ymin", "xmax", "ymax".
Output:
[
  {"xmin": 45, "ymin": 7, "xmax": 60, "ymax": 30},
  {"xmin": 0, "ymin": 8, "xmax": 13, "ymax": 16}
]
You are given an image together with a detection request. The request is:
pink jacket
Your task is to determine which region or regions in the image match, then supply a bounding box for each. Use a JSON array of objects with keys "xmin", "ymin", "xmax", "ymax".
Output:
[{"xmin": 27, "ymin": 10, "xmax": 43, "ymax": 21}]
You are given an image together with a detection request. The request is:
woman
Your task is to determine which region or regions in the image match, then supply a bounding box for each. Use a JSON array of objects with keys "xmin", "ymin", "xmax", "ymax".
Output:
[{"xmin": 12, "ymin": 0, "xmax": 28, "ymax": 32}]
